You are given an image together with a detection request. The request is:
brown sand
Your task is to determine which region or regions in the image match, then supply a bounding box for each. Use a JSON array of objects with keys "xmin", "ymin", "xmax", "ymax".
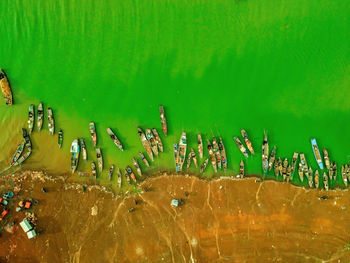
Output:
[{"xmin": 1, "ymin": 172, "xmax": 350, "ymax": 262}]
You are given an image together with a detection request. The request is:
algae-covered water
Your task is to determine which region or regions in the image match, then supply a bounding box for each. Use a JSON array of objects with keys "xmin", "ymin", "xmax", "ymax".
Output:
[{"xmin": 0, "ymin": 0, "xmax": 349, "ymax": 187}]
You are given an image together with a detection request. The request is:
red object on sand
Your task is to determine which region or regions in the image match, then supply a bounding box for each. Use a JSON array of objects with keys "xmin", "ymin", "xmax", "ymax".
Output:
[
  {"xmin": 25, "ymin": 202, "xmax": 32, "ymax": 209},
  {"xmin": 1, "ymin": 210, "xmax": 8, "ymax": 218}
]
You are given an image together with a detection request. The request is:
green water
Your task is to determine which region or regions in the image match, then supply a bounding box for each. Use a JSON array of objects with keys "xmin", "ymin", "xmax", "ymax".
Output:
[{"xmin": 0, "ymin": 0, "xmax": 349, "ymax": 188}]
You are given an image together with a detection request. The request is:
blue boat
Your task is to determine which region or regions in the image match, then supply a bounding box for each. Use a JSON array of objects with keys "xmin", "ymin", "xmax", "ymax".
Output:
[
  {"xmin": 311, "ymin": 138, "xmax": 324, "ymax": 170},
  {"xmin": 173, "ymin": 143, "xmax": 179, "ymax": 172}
]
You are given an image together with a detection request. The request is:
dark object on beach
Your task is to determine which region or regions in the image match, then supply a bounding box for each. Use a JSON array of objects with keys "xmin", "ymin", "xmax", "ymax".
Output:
[
  {"xmin": 184, "ymin": 192, "xmax": 189, "ymax": 197},
  {"xmin": 320, "ymin": 196, "xmax": 328, "ymax": 200},
  {"xmin": 33, "ymin": 200, "xmax": 39, "ymax": 205},
  {"xmin": 134, "ymin": 200, "xmax": 140, "ymax": 205},
  {"xmin": 128, "ymin": 208, "xmax": 135, "ymax": 213},
  {"xmin": 42, "ymin": 187, "xmax": 47, "ymax": 193}
]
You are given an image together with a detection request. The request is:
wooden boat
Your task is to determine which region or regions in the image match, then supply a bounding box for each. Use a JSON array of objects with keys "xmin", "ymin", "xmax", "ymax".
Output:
[
  {"xmin": 212, "ymin": 137, "xmax": 221, "ymax": 169},
  {"xmin": 346, "ymin": 165, "xmax": 350, "ymax": 185},
  {"xmin": 329, "ymin": 163, "xmax": 334, "ymax": 180},
  {"xmin": 323, "ymin": 148, "xmax": 330, "ymax": 170},
  {"xmin": 274, "ymin": 159, "xmax": 279, "ymax": 177},
  {"xmin": 47, "ymin": 108, "xmax": 55, "ymax": 135},
  {"xmin": 307, "ymin": 167, "xmax": 313, "ymax": 187},
  {"xmin": 138, "ymin": 127, "xmax": 153, "ymax": 161},
  {"xmin": 178, "ymin": 132, "xmax": 187, "ymax": 171},
  {"xmin": 37, "ymin": 102, "xmax": 43, "ymax": 132},
  {"xmin": 10, "ymin": 141, "xmax": 25, "ymax": 166},
  {"xmin": 311, "ymin": 138, "xmax": 324, "ymax": 170},
  {"xmin": 314, "ymin": 170, "xmax": 319, "ymax": 188},
  {"xmin": 91, "ymin": 162, "xmax": 97, "ymax": 178},
  {"xmin": 268, "ymin": 146, "xmax": 276, "ymax": 171},
  {"xmin": 200, "ymin": 158, "xmax": 209, "ymax": 173},
  {"xmin": 298, "ymin": 163, "xmax": 304, "ymax": 182},
  {"xmin": 96, "ymin": 148, "xmax": 103, "ymax": 172},
  {"xmin": 277, "ymin": 157, "xmax": 282, "ymax": 176},
  {"xmin": 132, "ymin": 158, "xmax": 142, "ymax": 176},
  {"xmin": 261, "ymin": 131, "xmax": 269, "ymax": 176},
  {"xmin": 291, "ymin": 152, "xmax": 298, "ymax": 175},
  {"xmin": 138, "ymin": 152, "xmax": 149, "ymax": 167},
  {"xmin": 58, "ymin": 129, "xmax": 63, "ymax": 148},
  {"xmin": 286, "ymin": 166, "xmax": 292, "ymax": 182},
  {"xmin": 70, "ymin": 139, "xmax": 80, "ymax": 174},
  {"xmin": 219, "ymin": 138, "xmax": 227, "ymax": 171},
  {"xmin": 146, "ymin": 128, "xmax": 158, "ymax": 156},
  {"xmin": 198, "ymin": 134, "xmax": 203, "ymax": 159},
  {"xmin": 282, "ymin": 158, "xmax": 288, "ymax": 181},
  {"xmin": 239, "ymin": 160, "xmax": 244, "ymax": 179},
  {"xmin": 233, "ymin": 136, "xmax": 248, "ymax": 158},
  {"xmin": 108, "ymin": 165, "xmax": 114, "ymax": 181},
  {"xmin": 28, "ymin": 104, "xmax": 34, "ymax": 133},
  {"xmin": 79, "ymin": 138, "xmax": 87, "ymax": 162},
  {"xmin": 107, "ymin": 128, "xmax": 123, "ymax": 151},
  {"xmin": 186, "ymin": 151, "xmax": 192, "ymax": 169},
  {"xmin": 191, "ymin": 148, "xmax": 198, "ymax": 168},
  {"xmin": 126, "ymin": 166, "xmax": 137, "ymax": 183},
  {"xmin": 159, "ymin": 105, "xmax": 167, "ymax": 136},
  {"xmin": 332, "ymin": 162, "xmax": 337, "ymax": 181},
  {"xmin": 323, "ymin": 172, "xmax": 329, "ymax": 191},
  {"xmin": 16, "ymin": 151, "xmax": 31, "ymax": 166},
  {"xmin": 152, "ymin": 128, "xmax": 163, "ymax": 152},
  {"xmin": 89, "ymin": 122, "xmax": 97, "ymax": 147},
  {"xmin": 341, "ymin": 165, "xmax": 348, "ymax": 187},
  {"xmin": 207, "ymin": 140, "xmax": 217, "ymax": 173},
  {"xmin": 117, "ymin": 168, "xmax": 122, "ymax": 188},
  {"xmin": 299, "ymin": 153, "xmax": 307, "ymax": 168},
  {"xmin": 0, "ymin": 69, "xmax": 13, "ymax": 105},
  {"xmin": 124, "ymin": 169, "xmax": 131, "ymax": 185},
  {"xmin": 173, "ymin": 143, "xmax": 179, "ymax": 172},
  {"xmin": 15, "ymin": 129, "xmax": 32, "ymax": 165},
  {"xmin": 241, "ymin": 129, "xmax": 254, "ymax": 155}
]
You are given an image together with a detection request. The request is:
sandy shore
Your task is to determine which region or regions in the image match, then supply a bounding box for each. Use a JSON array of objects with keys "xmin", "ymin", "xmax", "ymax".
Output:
[{"xmin": 1, "ymin": 171, "xmax": 350, "ymax": 262}]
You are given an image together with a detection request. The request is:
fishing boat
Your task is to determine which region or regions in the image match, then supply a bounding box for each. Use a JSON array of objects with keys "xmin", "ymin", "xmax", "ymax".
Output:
[
  {"xmin": 106, "ymin": 128, "xmax": 123, "ymax": 151},
  {"xmin": 261, "ymin": 131, "xmax": 269, "ymax": 176},
  {"xmin": 138, "ymin": 127, "xmax": 153, "ymax": 161},
  {"xmin": 274, "ymin": 160, "xmax": 279, "ymax": 177},
  {"xmin": 200, "ymin": 158, "xmax": 209, "ymax": 173},
  {"xmin": 186, "ymin": 151, "xmax": 192, "ymax": 169},
  {"xmin": 191, "ymin": 148, "xmax": 198, "ymax": 168},
  {"xmin": 10, "ymin": 141, "xmax": 25, "ymax": 166},
  {"xmin": 212, "ymin": 137, "xmax": 222, "ymax": 169},
  {"xmin": 47, "ymin": 108, "xmax": 55, "ymax": 135},
  {"xmin": 146, "ymin": 128, "xmax": 158, "ymax": 156},
  {"xmin": 219, "ymin": 138, "xmax": 227, "ymax": 171},
  {"xmin": 89, "ymin": 122, "xmax": 97, "ymax": 147},
  {"xmin": 323, "ymin": 172, "xmax": 329, "ymax": 191},
  {"xmin": 79, "ymin": 138, "xmax": 87, "ymax": 162},
  {"xmin": 233, "ymin": 136, "xmax": 248, "ymax": 158},
  {"xmin": 282, "ymin": 158, "xmax": 288, "ymax": 181},
  {"xmin": 323, "ymin": 148, "xmax": 330, "ymax": 170},
  {"xmin": 91, "ymin": 162, "xmax": 97, "ymax": 178},
  {"xmin": 138, "ymin": 152, "xmax": 150, "ymax": 167},
  {"xmin": 329, "ymin": 163, "xmax": 334, "ymax": 180},
  {"xmin": 16, "ymin": 151, "xmax": 31, "ymax": 166},
  {"xmin": 159, "ymin": 105, "xmax": 167, "ymax": 136},
  {"xmin": 346, "ymin": 165, "xmax": 350, "ymax": 185},
  {"xmin": 311, "ymin": 138, "xmax": 324, "ymax": 170},
  {"xmin": 173, "ymin": 143, "xmax": 179, "ymax": 172},
  {"xmin": 314, "ymin": 170, "xmax": 319, "ymax": 188},
  {"xmin": 28, "ymin": 104, "xmax": 34, "ymax": 133},
  {"xmin": 307, "ymin": 167, "xmax": 313, "ymax": 187},
  {"xmin": 198, "ymin": 134, "xmax": 203, "ymax": 159},
  {"xmin": 37, "ymin": 102, "xmax": 43, "ymax": 132},
  {"xmin": 108, "ymin": 165, "xmax": 114, "ymax": 181},
  {"xmin": 0, "ymin": 69, "xmax": 13, "ymax": 105},
  {"xmin": 268, "ymin": 146, "xmax": 276, "ymax": 171},
  {"xmin": 277, "ymin": 157, "xmax": 282, "ymax": 176},
  {"xmin": 332, "ymin": 162, "xmax": 337, "ymax": 181},
  {"xmin": 132, "ymin": 158, "xmax": 142, "ymax": 176},
  {"xmin": 126, "ymin": 166, "xmax": 136, "ymax": 183},
  {"xmin": 178, "ymin": 132, "xmax": 187, "ymax": 171},
  {"xmin": 298, "ymin": 163, "xmax": 304, "ymax": 182},
  {"xmin": 207, "ymin": 140, "xmax": 217, "ymax": 172},
  {"xmin": 117, "ymin": 168, "xmax": 122, "ymax": 188},
  {"xmin": 341, "ymin": 165, "xmax": 348, "ymax": 187},
  {"xmin": 70, "ymin": 139, "xmax": 80, "ymax": 174},
  {"xmin": 291, "ymin": 152, "xmax": 298, "ymax": 175},
  {"xmin": 239, "ymin": 160, "xmax": 244, "ymax": 179},
  {"xmin": 58, "ymin": 129, "xmax": 63, "ymax": 148},
  {"xmin": 96, "ymin": 148, "xmax": 103, "ymax": 172},
  {"xmin": 241, "ymin": 129, "xmax": 255, "ymax": 155},
  {"xmin": 286, "ymin": 166, "xmax": 292, "ymax": 182},
  {"xmin": 15, "ymin": 129, "xmax": 32, "ymax": 165},
  {"xmin": 152, "ymin": 128, "xmax": 163, "ymax": 152},
  {"xmin": 124, "ymin": 169, "xmax": 131, "ymax": 184}
]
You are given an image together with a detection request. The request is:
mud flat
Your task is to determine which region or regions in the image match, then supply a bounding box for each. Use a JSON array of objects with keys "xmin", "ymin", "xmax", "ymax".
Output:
[{"xmin": 1, "ymin": 172, "xmax": 350, "ymax": 262}]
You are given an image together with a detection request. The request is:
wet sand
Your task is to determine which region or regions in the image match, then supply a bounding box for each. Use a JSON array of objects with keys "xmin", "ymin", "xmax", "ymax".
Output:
[{"xmin": 1, "ymin": 172, "xmax": 350, "ymax": 262}]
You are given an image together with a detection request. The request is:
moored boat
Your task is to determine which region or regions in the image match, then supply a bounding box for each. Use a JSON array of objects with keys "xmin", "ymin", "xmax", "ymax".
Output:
[
  {"xmin": 323, "ymin": 148, "xmax": 330, "ymax": 170},
  {"xmin": 91, "ymin": 162, "xmax": 97, "ymax": 178},
  {"xmin": 58, "ymin": 129, "xmax": 63, "ymax": 148},
  {"xmin": 173, "ymin": 144, "xmax": 179, "ymax": 172},
  {"xmin": 277, "ymin": 157, "xmax": 282, "ymax": 176},
  {"xmin": 291, "ymin": 152, "xmax": 298, "ymax": 175},
  {"xmin": 138, "ymin": 127, "xmax": 153, "ymax": 161},
  {"xmin": 117, "ymin": 168, "xmax": 122, "ymax": 188},
  {"xmin": 268, "ymin": 146, "xmax": 276, "ymax": 171},
  {"xmin": 332, "ymin": 162, "xmax": 337, "ymax": 181},
  {"xmin": 239, "ymin": 160, "xmax": 244, "ymax": 179},
  {"xmin": 329, "ymin": 163, "xmax": 334, "ymax": 180},
  {"xmin": 96, "ymin": 148, "xmax": 103, "ymax": 172},
  {"xmin": 16, "ymin": 129, "xmax": 32, "ymax": 165},
  {"xmin": 191, "ymin": 148, "xmax": 198, "ymax": 168},
  {"xmin": 152, "ymin": 128, "xmax": 163, "ymax": 152},
  {"xmin": 346, "ymin": 165, "xmax": 350, "ymax": 185},
  {"xmin": 307, "ymin": 167, "xmax": 313, "ymax": 187},
  {"xmin": 159, "ymin": 105, "xmax": 167, "ymax": 136},
  {"xmin": 274, "ymin": 159, "xmax": 279, "ymax": 177},
  {"xmin": 314, "ymin": 170, "xmax": 319, "ymax": 188},
  {"xmin": 0, "ymin": 69, "xmax": 13, "ymax": 105},
  {"xmin": 132, "ymin": 158, "xmax": 142, "ymax": 176},
  {"xmin": 341, "ymin": 165, "xmax": 348, "ymax": 187},
  {"xmin": 233, "ymin": 136, "xmax": 248, "ymax": 158},
  {"xmin": 298, "ymin": 163, "xmax": 304, "ymax": 182},
  {"xmin": 241, "ymin": 129, "xmax": 254, "ymax": 155},
  {"xmin": 286, "ymin": 166, "xmax": 292, "ymax": 182},
  {"xmin": 80, "ymin": 138, "xmax": 87, "ymax": 162},
  {"xmin": 47, "ymin": 108, "xmax": 55, "ymax": 135},
  {"xmin": 219, "ymin": 138, "xmax": 227, "ymax": 171},
  {"xmin": 186, "ymin": 151, "xmax": 192, "ymax": 169},
  {"xmin": 198, "ymin": 134, "xmax": 203, "ymax": 159},
  {"xmin": 207, "ymin": 140, "xmax": 217, "ymax": 173},
  {"xmin": 124, "ymin": 169, "xmax": 131, "ymax": 184},
  {"xmin": 37, "ymin": 102, "xmax": 43, "ymax": 132},
  {"xmin": 146, "ymin": 128, "xmax": 158, "ymax": 156},
  {"xmin": 200, "ymin": 158, "xmax": 209, "ymax": 173},
  {"xmin": 89, "ymin": 122, "xmax": 97, "ymax": 147},
  {"xmin": 323, "ymin": 172, "xmax": 329, "ymax": 191},
  {"xmin": 107, "ymin": 128, "xmax": 123, "ymax": 151},
  {"xmin": 282, "ymin": 158, "xmax": 288, "ymax": 181},
  {"xmin": 138, "ymin": 152, "xmax": 150, "ymax": 167},
  {"xmin": 261, "ymin": 131, "xmax": 269, "ymax": 176},
  {"xmin": 28, "ymin": 104, "xmax": 34, "ymax": 133},
  {"xmin": 311, "ymin": 138, "xmax": 324, "ymax": 170},
  {"xmin": 10, "ymin": 141, "xmax": 25, "ymax": 166},
  {"xmin": 108, "ymin": 165, "xmax": 114, "ymax": 181},
  {"xmin": 178, "ymin": 132, "xmax": 187, "ymax": 171},
  {"xmin": 212, "ymin": 137, "xmax": 221, "ymax": 169},
  {"xmin": 70, "ymin": 139, "xmax": 80, "ymax": 174},
  {"xmin": 126, "ymin": 166, "xmax": 137, "ymax": 182}
]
